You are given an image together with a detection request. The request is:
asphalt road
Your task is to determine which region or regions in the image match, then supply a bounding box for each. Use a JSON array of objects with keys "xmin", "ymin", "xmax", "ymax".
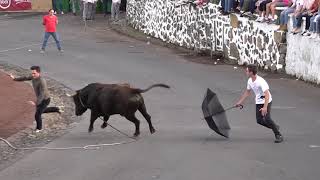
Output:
[{"xmin": 0, "ymin": 14, "xmax": 319, "ymax": 180}]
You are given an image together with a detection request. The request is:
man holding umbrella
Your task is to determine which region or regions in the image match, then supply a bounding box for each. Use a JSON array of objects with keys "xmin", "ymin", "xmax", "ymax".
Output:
[{"xmin": 235, "ymin": 64, "xmax": 283, "ymax": 143}]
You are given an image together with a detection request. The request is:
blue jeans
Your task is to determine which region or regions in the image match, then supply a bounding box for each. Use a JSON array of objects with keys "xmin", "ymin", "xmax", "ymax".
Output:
[
  {"xmin": 293, "ymin": 13, "xmax": 305, "ymax": 28},
  {"xmin": 41, "ymin": 32, "xmax": 62, "ymax": 51},
  {"xmin": 225, "ymin": 0, "xmax": 234, "ymax": 12},
  {"xmin": 221, "ymin": 0, "xmax": 226, "ymax": 10},
  {"xmin": 315, "ymin": 15, "xmax": 320, "ymax": 33},
  {"xmin": 280, "ymin": 7, "xmax": 294, "ymax": 25}
]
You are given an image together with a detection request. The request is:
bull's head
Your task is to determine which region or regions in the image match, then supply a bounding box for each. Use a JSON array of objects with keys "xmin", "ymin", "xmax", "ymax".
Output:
[{"xmin": 72, "ymin": 90, "xmax": 88, "ymax": 116}]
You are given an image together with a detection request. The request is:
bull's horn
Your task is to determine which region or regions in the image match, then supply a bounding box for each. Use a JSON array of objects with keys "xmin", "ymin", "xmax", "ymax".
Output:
[{"xmin": 66, "ymin": 93, "xmax": 75, "ymax": 97}]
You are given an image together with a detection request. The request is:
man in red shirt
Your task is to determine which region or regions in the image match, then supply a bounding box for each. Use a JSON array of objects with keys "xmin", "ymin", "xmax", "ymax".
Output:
[{"xmin": 41, "ymin": 9, "xmax": 63, "ymax": 53}]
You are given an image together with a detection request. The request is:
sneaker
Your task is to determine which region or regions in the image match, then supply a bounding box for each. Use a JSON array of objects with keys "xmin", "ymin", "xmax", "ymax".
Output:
[
  {"xmin": 35, "ymin": 129, "xmax": 42, "ymax": 133},
  {"xmin": 61, "ymin": 11, "xmax": 64, "ymax": 15},
  {"xmin": 40, "ymin": 50, "xmax": 45, "ymax": 54},
  {"xmin": 274, "ymin": 134, "xmax": 284, "ymax": 143},
  {"xmin": 303, "ymin": 31, "xmax": 312, "ymax": 36},
  {"xmin": 59, "ymin": 49, "xmax": 64, "ymax": 53},
  {"xmin": 267, "ymin": 18, "xmax": 275, "ymax": 24},
  {"xmin": 309, "ymin": 33, "xmax": 317, "ymax": 39},
  {"xmin": 300, "ymin": 31, "xmax": 307, "ymax": 35},
  {"xmin": 256, "ymin": 17, "xmax": 263, "ymax": 22},
  {"xmin": 261, "ymin": 18, "xmax": 268, "ymax": 23}
]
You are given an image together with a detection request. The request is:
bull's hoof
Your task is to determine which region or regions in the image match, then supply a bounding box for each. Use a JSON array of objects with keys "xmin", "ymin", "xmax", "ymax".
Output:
[
  {"xmin": 150, "ymin": 128, "xmax": 156, "ymax": 134},
  {"xmin": 88, "ymin": 127, "xmax": 94, "ymax": 133},
  {"xmin": 101, "ymin": 122, "xmax": 107, "ymax": 129},
  {"xmin": 133, "ymin": 132, "xmax": 140, "ymax": 137}
]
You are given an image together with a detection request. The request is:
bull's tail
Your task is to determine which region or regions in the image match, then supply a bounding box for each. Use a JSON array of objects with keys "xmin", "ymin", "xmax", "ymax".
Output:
[{"xmin": 132, "ymin": 84, "xmax": 170, "ymax": 93}]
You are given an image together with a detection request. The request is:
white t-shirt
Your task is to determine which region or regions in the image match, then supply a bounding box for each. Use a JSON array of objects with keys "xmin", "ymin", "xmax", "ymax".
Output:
[
  {"xmin": 112, "ymin": 0, "xmax": 121, "ymax": 3},
  {"xmin": 247, "ymin": 75, "xmax": 272, "ymax": 104}
]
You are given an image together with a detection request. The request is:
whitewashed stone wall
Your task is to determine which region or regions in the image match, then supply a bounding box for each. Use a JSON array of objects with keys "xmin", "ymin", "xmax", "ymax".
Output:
[
  {"xmin": 126, "ymin": 0, "xmax": 286, "ymax": 71},
  {"xmin": 286, "ymin": 35, "xmax": 320, "ymax": 84}
]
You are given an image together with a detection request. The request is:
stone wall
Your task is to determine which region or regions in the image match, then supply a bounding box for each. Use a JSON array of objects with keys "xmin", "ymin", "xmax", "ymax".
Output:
[
  {"xmin": 285, "ymin": 35, "xmax": 320, "ymax": 84},
  {"xmin": 126, "ymin": 0, "xmax": 286, "ymax": 71}
]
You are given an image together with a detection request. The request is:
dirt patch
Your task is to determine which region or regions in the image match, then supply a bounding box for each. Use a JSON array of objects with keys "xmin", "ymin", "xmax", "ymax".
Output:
[
  {"xmin": 0, "ymin": 71, "xmax": 35, "ymax": 138},
  {"xmin": 0, "ymin": 61, "xmax": 79, "ymax": 171}
]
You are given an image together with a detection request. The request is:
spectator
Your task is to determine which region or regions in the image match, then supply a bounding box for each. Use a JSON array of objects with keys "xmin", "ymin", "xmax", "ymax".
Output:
[
  {"xmin": 221, "ymin": 0, "xmax": 237, "ymax": 14},
  {"xmin": 41, "ymin": 9, "xmax": 63, "ymax": 53},
  {"xmin": 70, "ymin": 0, "xmax": 77, "ymax": 16},
  {"xmin": 308, "ymin": 1, "xmax": 320, "ymax": 39},
  {"xmin": 265, "ymin": 0, "xmax": 293, "ymax": 24},
  {"xmin": 111, "ymin": 0, "xmax": 121, "ymax": 21},
  {"xmin": 53, "ymin": 0, "xmax": 64, "ymax": 14},
  {"xmin": 256, "ymin": 0, "xmax": 273, "ymax": 22},
  {"xmin": 277, "ymin": 0, "xmax": 300, "ymax": 31},
  {"xmin": 87, "ymin": 0, "xmax": 98, "ymax": 20},
  {"xmin": 101, "ymin": 0, "xmax": 112, "ymax": 17},
  {"xmin": 300, "ymin": 0, "xmax": 319, "ymax": 35},
  {"xmin": 291, "ymin": 0, "xmax": 316, "ymax": 34},
  {"xmin": 304, "ymin": 10, "xmax": 320, "ymax": 37},
  {"xmin": 239, "ymin": 0, "xmax": 257, "ymax": 16},
  {"xmin": 81, "ymin": 0, "xmax": 91, "ymax": 20}
]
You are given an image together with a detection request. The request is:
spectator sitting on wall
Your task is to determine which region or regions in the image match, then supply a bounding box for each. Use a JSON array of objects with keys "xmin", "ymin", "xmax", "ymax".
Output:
[
  {"xmin": 304, "ymin": 1, "xmax": 320, "ymax": 39},
  {"xmin": 277, "ymin": 0, "xmax": 299, "ymax": 31},
  {"xmin": 264, "ymin": 0, "xmax": 293, "ymax": 24},
  {"xmin": 299, "ymin": 0, "xmax": 319, "ymax": 35},
  {"xmin": 291, "ymin": 0, "xmax": 315, "ymax": 34},
  {"xmin": 238, "ymin": 0, "xmax": 257, "ymax": 17},
  {"xmin": 220, "ymin": 0, "xmax": 240, "ymax": 15},
  {"xmin": 256, "ymin": 0, "xmax": 272, "ymax": 22}
]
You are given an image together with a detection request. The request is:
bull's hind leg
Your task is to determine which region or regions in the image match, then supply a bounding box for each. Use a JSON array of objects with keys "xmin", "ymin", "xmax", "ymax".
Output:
[
  {"xmin": 101, "ymin": 115, "xmax": 110, "ymax": 129},
  {"xmin": 126, "ymin": 115, "xmax": 140, "ymax": 137},
  {"xmin": 138, "ymin": 103, "xmax": 156, "ymax": 134}
]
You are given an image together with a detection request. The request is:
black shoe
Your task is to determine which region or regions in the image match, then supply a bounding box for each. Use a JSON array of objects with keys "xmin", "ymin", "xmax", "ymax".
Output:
[{"xmin": 274, "ymin": 135, "xmax": 283, "ymax": 143}]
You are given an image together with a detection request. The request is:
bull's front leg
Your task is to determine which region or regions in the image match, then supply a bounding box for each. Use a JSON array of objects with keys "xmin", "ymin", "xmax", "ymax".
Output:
[
  {"xmin": 89, "ymin": 111, "xmax": 99, "ymax": 133},
  {"xmin": 101, "ymin": 115, "xmax": 110, "ymax": 129}
]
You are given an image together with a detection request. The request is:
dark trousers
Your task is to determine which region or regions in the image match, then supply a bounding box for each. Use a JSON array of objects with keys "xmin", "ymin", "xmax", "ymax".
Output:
[
  {"xmin": 240, "ymin": 0, "xmax": 256, "ymax": 14},
  {"xmin": 35, "ymin": 98, "xmax": 59, "ymax": 130},
  {"xmin": 103, "ymin": 0, "xmax": 111, "ymax": 15},
  {"xmin": 256, "ymin": 102, "xmax": 281, "ymax": 136},
  {"xmin": 52, "ymin": 0, "xmax": 63, "ymax": 13}
]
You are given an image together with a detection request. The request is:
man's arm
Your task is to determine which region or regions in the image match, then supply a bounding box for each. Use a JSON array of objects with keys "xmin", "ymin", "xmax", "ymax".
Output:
[
  {"xmin": 236, "ymin": 89, "xmax": 251, "ymax": 106},
  {"xmin": 10, "ymin": 74, "xmax": 32, "ymax": 81},
  {"xmin": 260, "ymin": 89, "xmax": 270, "ymax": 116}
]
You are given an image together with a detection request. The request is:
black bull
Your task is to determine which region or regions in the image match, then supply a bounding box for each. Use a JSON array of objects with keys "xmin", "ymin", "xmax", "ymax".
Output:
[{"xmin": 72, "ymin": 83, "xmax": 170, "ymax": 137}]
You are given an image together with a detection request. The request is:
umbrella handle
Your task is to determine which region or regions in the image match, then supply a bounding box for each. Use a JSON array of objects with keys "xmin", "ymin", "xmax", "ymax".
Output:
[
  {"xmin": 203, "ymin": 104, "xmax": 244, "ymax": 119},
  {"xmin": 234, "ymin": 104, "xmax": 244, "ymax": 109}
]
